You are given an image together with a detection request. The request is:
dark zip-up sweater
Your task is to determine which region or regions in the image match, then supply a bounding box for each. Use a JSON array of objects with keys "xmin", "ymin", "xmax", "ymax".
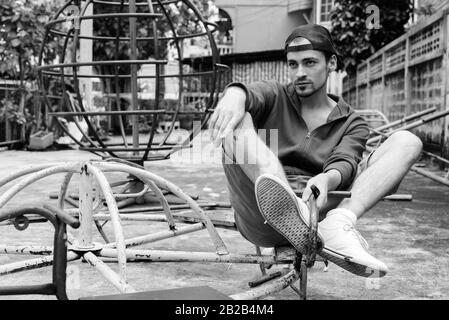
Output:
[{"xmin": 229, "ymin": 80, "xmax": 370, "ymax": 190}]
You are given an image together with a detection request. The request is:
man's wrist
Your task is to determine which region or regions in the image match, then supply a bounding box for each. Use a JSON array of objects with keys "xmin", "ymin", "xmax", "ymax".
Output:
[
  {"xmin": 225, "ymin": 86, "xmax": 247, "ymax": 102},
  {"xmin": 323, "ymin": 169, "xmax": 342, "ymax": 191}
]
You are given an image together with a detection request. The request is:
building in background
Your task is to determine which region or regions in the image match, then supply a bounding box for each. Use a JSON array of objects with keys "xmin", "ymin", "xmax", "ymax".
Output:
[{"xmin": 183, "ymin": 0, "xmax": 345, "ymax": 96}]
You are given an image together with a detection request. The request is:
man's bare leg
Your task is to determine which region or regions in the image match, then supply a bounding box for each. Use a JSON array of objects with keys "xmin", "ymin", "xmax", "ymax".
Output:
[
  {"xmin": 318, "ymin": 130, "xmax": 423, "ymax": 276},
  {"xmin": 337, "ymin": 130, "xmax": 423, "ymax": 218},
  {"xmin": 222, "ymin": 112, "xmax": 288, "ymax": 184}
]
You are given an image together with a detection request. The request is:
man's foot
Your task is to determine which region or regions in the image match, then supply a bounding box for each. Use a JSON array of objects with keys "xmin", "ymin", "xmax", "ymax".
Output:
[
  {"xmin": 255, "ymin": 174, "xmax": 324, "ymax": 255},
  {"xmin": 318, "ymin": 210, "xmax": 388, "ymax": 278}
]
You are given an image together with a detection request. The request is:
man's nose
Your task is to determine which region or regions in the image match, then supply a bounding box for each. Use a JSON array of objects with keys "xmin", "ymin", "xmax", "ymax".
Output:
[{"xmin": 295, "ymin": 65, "xmax": 306, "ymax": 78}]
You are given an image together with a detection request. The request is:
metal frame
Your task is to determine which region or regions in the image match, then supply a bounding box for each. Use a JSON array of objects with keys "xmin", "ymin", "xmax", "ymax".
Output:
[
  {"xmin": 0, "ymin": 160, "xmax": 325, "ymax": 300},
  {"xmin": 37, "ymin": 0, "xmax": 230, "ymax": 164},
  {"xmin": 0, "ymin": 206, "xmax": 80, "ymax": 299}
]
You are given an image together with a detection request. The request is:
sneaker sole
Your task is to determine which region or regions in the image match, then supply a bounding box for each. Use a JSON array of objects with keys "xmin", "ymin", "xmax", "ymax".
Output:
[
  {"xmin": 319, "ymin": 248, "xmax": 387, "ymax": 278},
  {"xmin": 255, "ymin": 175, "xmax": 324, "ymax": 255}
]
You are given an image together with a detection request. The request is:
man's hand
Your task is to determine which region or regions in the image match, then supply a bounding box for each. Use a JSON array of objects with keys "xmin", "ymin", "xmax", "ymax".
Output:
[
  {"xmin": 301, "ymin": 169, "xmax": 342, "ymax": 211},
  {"xmin": 209, "ymin": 86, "xmax": 246, "ymax": 147},
  {"xmin": 302, "ymin": 173, "xmax": 329, "ymax": 210}
]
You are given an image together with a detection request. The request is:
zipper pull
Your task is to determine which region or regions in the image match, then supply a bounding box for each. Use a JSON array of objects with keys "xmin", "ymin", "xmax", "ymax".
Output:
[{"xmin": 306, "ymin": 132, "xmax": 311, "ymax": 139}]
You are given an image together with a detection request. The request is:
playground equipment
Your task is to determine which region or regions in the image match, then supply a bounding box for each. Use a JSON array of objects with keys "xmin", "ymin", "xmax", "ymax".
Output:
[
  {"xmin": 0, "ymin": 161, "xmax": 330, "ymax": 300},
  {"xmin": 0, "ymin": 0, "xmax": 324, "ymax": 300},
  {"xmin": 37, "ymin": 0, "xmax": 228, "ymax": 164}
]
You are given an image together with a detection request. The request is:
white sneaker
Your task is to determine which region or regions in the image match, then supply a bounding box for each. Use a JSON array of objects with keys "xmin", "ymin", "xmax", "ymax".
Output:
[
  {"xmin": 318, "ymin": 210, "xmax": 388, "ymax": 278},
  {"xmin": 255, "ymin": 174, "xmax": 324, "ymax": 254}
]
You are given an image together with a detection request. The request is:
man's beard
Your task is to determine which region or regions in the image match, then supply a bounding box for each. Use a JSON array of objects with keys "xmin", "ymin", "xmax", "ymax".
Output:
[
  {"xmin": 295, "ymin": 79, "xmax": 327, "ymax": 98},
  {"xmin": 295, "ymin": 72, "xmax": 329, "ymax": 98}
]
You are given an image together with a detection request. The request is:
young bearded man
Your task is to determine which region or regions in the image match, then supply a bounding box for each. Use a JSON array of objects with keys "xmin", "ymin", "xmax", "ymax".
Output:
[{"xmin": 208, "ymin": 24, "xmax": 422, "ymax": 277}]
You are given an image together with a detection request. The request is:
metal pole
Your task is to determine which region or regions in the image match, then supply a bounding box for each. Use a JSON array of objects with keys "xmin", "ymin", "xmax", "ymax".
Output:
[
  {"xmin": 129, "ymin": 0, "xmax": 139, "ymax": 156},
  {"xmin": 78, "ymin": 165, "xmax": 94, "ymax": 249},
  {"xmin": 373, "ymin": 106, "xmax": 437, "ymax": 132},
  {"xmin": 367, "ymin": 109, "xmax": 449, "ymax": 145}
]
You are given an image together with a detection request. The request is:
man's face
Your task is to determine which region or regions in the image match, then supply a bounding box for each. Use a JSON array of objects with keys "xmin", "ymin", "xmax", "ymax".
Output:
[{"xmin": 286, "ymin": 38, "xmax": 334, "ymax": 98}]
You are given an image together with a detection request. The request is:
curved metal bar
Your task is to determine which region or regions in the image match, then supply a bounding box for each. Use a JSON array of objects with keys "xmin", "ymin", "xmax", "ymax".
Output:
[
  {"xmin": 113, "ymin": 184, "xmax": 149, "ymax": 199},
  {"xmin": 47, "ymin": 28, "xmax": 217, "ymax": 42},
  {"xmin": 38, "ymin": 60, "xmax": 168, "ymax": 72},
  {"xmin": 42, "ymin": 69, "xmax": 221, "ymax": 79},
  {"xmin": 95, "ymin": 162, "xmax": 228, "ymax": 254},
  {"xmin": 141, "ymin": 179, "xmax": 176, "ymax": 230},
  {"xmin": 0, "ymin": 164, "xmax": 65, "ymax": 188},
  {"xmin": 0, "ymin": 207, "xmax": 56, "ymax": 226},
  {"xmin": 229, "ymin": 269, "xmax": 300, "ymax": 300},
  {"xmin": 50, "ymin": 110, "xmax": 209, "ymax": 116},
  {"xmin": 104, "ymin": 157, "xmax": 145, "ymax": 169},
  {"xmin": 45, "ymin": 13, "xmax": 163, "ymax": 29},
  {"xmin": 43, "ymin": 204, "xmax": 81, "ymax": 229},
  {"xmin": 86, "ymin": 163, "xmax": 128, "ymax": 286},
  {"xmin": 0, "ymin": 164, "xmax": 81, "ymax": 208},
  {"xmin": 58, "ymin": 172, "xmax": 74, "ymax": 209},
  {"xmin": 0, "ymin": 205, "xmax": 81, "ymax": 299},
  {"xmin": 93, "ymin": 0, "xmax": 185, "ymax": 6}
]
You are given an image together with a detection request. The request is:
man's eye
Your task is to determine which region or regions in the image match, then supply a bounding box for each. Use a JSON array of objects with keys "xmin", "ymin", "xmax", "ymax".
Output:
[
  {"xmin": 305, "ymin": 61, "xmax": 316, "ymax": 66},
  {"xmin": 288, "ymin": 62, "xmax": 297, "ymax": 68}
]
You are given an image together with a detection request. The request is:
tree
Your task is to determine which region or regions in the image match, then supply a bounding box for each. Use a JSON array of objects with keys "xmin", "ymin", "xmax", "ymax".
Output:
[
  {"xmin": 0, "ymin": 0, "xmax": 62, "ymax": 137},
  {"xmin": 330, "ymin": 0, "xmax": 414, "ymax": 75}
]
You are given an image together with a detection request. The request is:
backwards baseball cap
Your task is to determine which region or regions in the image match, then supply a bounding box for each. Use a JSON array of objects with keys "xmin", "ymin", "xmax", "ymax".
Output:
[{"xmin": 284, "ymin": 24, "xmax": 338, "ymax": 58}]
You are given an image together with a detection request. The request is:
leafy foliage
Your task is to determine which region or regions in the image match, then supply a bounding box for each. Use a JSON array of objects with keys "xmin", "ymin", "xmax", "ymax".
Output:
[
  {"xmin": 0, "ymin": 0, "xmax": 62, "ymax": 81},
  {"xmin": 330, "ymin": 0, "xmax": 414, "ymax": 75},
  {"xmin": 0, "ymin": 0, "xmax": 63, "ymax": 137}
]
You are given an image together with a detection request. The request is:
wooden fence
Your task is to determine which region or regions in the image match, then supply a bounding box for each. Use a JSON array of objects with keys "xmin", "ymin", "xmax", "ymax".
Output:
[{"xmin": 342, "ymin": 8, "xmax": 449, "ymax": 156}]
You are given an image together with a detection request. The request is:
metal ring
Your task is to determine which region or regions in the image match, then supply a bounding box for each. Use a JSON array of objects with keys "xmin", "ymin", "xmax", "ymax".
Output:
[{"xmin": 13, "ymin": 215, "xmax": 30, "ymax": 231}]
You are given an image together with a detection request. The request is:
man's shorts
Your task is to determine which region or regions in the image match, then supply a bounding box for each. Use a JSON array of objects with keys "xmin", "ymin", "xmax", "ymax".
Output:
[{"xmin": 222, "ymin": 148, "xmax": 400, "ymax": 248}]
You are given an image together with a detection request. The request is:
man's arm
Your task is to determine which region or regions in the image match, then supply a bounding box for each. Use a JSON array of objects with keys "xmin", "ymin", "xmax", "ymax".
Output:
[
  {"xmin": 323, "ymin": 118, "xmax": 370, "ymax": 190},
  {"xmin": 209, "ymin": 81, "xmax": 279, "ymax": 146}
]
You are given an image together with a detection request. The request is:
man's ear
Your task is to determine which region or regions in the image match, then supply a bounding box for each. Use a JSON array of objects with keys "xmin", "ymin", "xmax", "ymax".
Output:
[{"xmin": 328, "ymin": 54, "xmax": 337, "ymax": 72}]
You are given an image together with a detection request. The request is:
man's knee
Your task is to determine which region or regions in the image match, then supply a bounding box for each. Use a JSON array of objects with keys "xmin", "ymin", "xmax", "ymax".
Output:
[{"xmin": 388, "ymin": 130, "xmax": 423, "ymax": 158}]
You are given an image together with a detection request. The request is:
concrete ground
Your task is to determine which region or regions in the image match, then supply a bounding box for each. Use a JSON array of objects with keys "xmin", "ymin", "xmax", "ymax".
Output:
[{"xmin": 0, "ymin": 131, "xmax": 448, "ymax": 300}]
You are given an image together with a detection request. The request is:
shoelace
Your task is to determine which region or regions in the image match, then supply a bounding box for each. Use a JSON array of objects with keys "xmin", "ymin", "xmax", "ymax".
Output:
[{"xmin": 343, "ymin": 224, "xmax": 369, "ymax": 250}]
